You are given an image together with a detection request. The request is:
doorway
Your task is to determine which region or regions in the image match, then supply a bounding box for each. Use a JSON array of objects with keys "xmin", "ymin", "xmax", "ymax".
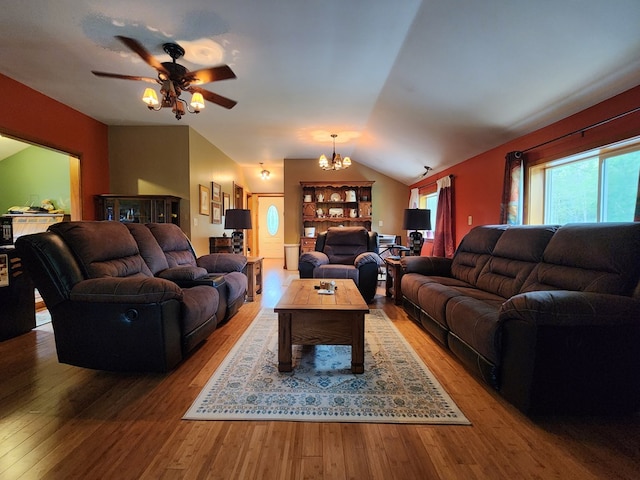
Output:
[{"xmin": 257, "ymin": 195, "xmax": 284, "ymax": 258}]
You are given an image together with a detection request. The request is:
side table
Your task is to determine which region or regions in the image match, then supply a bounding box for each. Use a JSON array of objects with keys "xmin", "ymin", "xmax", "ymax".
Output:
[
  {"xmin": 245, "ymin": 256, "xmax": 264, "ymax": 302},
  {"xmin": 384, "ymin": 257, "xmax": 404, "ymax": 306}
]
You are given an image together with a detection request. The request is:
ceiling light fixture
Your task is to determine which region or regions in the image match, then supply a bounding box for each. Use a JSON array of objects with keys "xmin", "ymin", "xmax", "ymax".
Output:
[
  {"xmin": 319, "ymin": 134, "xmax": 352, "ymax": 171},
  {"xmin": 260, "ymin": 163, "xmax": 270, "ymax": 180}
]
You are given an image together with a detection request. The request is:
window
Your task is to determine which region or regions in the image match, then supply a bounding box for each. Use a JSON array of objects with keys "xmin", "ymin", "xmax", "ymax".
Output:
[
  {"xmin": 419, "ymin": 192, "xmax": 438, "ymax": 237},
  {"xmin": 266, "ymin": 204, "xmax": 279, "ymax": 236},
  {"xmin": 528, "ymin": 137, "xmax": 640, "ymax": 224}
]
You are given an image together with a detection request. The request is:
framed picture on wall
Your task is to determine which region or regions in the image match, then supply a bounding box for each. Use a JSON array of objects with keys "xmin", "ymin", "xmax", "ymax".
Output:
[
  {"xmin": 211, "ymin": 182, "xmax": 222, "ymax": 203},
  {"xmin": 223, "ymin": 193, "xmax": 230, "ymax": 215},
  {"xmin": 199, "ymin": 184, "xmax": 210, "ymax": 216},
  {"xmin": 211, "ymin": 202, "xmax": 222, "ymax": 224}
]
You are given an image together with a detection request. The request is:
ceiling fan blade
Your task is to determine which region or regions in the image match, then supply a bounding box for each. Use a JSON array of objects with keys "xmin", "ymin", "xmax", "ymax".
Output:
[
  {"xmin": 115, "ymin": 35, "xmax": 169, "ymax": 76},
  {"xmin": 92, "ymin": 71, "xmax": 159, "ymax": 84},
  {"xmin": 189, "ymin": 86, "xmax": 237, "ymax": 109},
  {"xmin": 185, "ymin": 65, "xmax": 236, "ymax": 85}
]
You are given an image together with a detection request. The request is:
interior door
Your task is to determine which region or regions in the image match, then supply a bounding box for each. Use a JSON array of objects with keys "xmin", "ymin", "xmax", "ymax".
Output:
[{"xmin": 257, "ymin": 195, "xmax": 284, "ymax": 258}]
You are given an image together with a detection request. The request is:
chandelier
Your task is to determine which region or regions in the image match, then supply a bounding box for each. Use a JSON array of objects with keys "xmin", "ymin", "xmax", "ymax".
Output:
[
  {"xmin": 260, "ymin": 162, "xmax": 270, "ymax": 180},
  {"xmin": 319, "ymin": 134, "xmax": 352, "ymax": 171}
]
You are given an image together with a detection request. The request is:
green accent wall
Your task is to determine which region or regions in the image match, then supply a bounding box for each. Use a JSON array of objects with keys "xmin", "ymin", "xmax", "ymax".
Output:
[{"xmin": 0, "ymin": 146, "xmax": 70, "ymax": 214}]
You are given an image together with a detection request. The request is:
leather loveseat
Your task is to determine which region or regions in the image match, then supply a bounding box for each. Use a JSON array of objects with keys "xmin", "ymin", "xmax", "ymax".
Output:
[
  {"xmin": 401, "ymin": 222, "xmax": 640, "ymax": 415},
  {"xmin": 15, "ymin": 221, "xmax": 248, "ymax": 373}
]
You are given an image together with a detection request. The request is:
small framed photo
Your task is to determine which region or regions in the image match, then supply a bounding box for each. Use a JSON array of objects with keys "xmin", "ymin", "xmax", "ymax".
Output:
[
  {"xmin": 199, "ymin": 184, "xmax": 210, "ymax": 216},
  {"xmin": 211, "ymin": 181, "xmax": 222, "ymax": 203},
  {"xmin": 211, "ymin": 202, "xmax": 222, "ymax": 224},
  {"xmin": 223, "ymin": 192, "xmax": 230, "ymax": 215}
]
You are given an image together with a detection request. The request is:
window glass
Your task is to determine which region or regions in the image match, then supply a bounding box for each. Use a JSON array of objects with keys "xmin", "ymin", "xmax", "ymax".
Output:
[
  {"xmin": 266, "ymin": 204, "xmax": 279, "ymax": 236},
  {"xmin": 419, "ymin": 192, "xmax": 438, "ymax": 236},
  {"xmin": 602, "ymin": 150, "xmax": 640, "ymax": 221},
  {"xmin": 545, "ymin": 157, "xmax": 598, "ymax": 223}
]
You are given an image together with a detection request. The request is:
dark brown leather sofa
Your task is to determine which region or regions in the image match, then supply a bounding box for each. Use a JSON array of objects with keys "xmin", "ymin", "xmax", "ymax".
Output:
[
  {"xmin": 401, "ymin": 223, "xmax": 640, "ymax": 415},
  {"xmin": 15, "ymin": 221, "xmax": 248, "ymax": 373}
]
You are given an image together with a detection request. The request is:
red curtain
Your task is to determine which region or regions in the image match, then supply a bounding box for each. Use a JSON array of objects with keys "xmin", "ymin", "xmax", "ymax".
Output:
[
  {"xmin": 433, "ymin": 176, "xmax": 455, "ymax": 258},
  {"xmin": 500, "ymin": 151, "xmax": 524, "ymax": 224}
]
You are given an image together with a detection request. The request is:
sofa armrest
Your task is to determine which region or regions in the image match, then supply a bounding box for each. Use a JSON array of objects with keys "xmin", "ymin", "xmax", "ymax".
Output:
[
  {"xmin": 499, "ymin": 291, "xmax": 640, "ymax": 414},
  {"xmin": 401, "ymin": 256, "xmax": 452, "ymax": 276},
  {"xmin": 158, "ymin": 265, "xmax": 209, "ymax": 281},
  {"xmin": 69, "ymin": 277, "xmax": 184, "ymax": 304},
  {"xmin": 197, "ymin": 253, "xmax": 247, "ymax": 273},
  {"xmin": 500, "ymin": 290, "xmax": 640, "ymax": 327},
  {"xmin": 354, "ymin": 252, "xmax": 382, "ymax": 268},
  {"xmin": 300, "ymin": 251, "xmax": 329, "ymax": 268}
]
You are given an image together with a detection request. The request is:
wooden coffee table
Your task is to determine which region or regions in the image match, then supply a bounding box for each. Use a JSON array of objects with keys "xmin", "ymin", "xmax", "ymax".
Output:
[{"xmin": 274, "ymin": 279, "xmax": 369, "ymax": 373}]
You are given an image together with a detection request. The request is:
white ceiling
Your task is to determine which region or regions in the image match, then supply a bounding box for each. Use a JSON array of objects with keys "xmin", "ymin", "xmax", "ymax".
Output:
[{"xmin": 1, "ymin": 1, "xmax": 639, "ymax": 185}]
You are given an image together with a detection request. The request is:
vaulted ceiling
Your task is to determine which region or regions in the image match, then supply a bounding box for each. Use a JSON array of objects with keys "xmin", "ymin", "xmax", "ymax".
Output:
[{"xmin": 1, "ymin": 1, "xmax": 639, "ymax": 184}]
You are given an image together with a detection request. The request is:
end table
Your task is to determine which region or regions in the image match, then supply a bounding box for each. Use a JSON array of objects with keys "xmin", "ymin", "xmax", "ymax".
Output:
[
  {"xmin": 384, "ymin": 257, "xmax": 404, "ymax": 305},
  {"xmin": 245, "ymin": 256, "xmax": 263, "ymax": 302}
]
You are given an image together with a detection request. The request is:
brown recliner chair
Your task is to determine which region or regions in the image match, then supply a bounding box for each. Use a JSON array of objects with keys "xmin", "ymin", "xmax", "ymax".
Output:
[{"xmin": 298, "ymin": 226, "xmax": 381, "ymax": 302}]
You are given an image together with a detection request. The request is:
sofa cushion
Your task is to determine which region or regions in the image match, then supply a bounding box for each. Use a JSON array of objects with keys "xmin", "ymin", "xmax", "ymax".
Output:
[
  {"xmin": 49, "ymin": 221, "xmax": 153, "ymax": 279},
  {"xmin": 522, "ymin": 223, "xmax": 640, "ymax": 296},
  {"xmin": 70, "ymin": 276, "xmax": 184, "ymax": 303},
  {"xmin": 450, "ymin": 225, "xmax": 506, "ymax": 285},
  {"xmin": 126, "ymin": 223, "xmax": 170, "ymax": 275},
  {"xmin": 476, "ymin": 225, "xmax": 558, "ymax": 298},
  {"xmin": 313, "ymin": 264, "xmax": 359, "ymax": 283},
  {"xmin": 146, "ymin": 223, "xmax": 198, "ymax": 268}
]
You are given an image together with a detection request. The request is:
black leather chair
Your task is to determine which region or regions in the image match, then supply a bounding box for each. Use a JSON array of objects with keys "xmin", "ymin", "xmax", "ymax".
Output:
[{"xmin": 298, "ymin": 227, "xmax": 382, "ymax": 302}]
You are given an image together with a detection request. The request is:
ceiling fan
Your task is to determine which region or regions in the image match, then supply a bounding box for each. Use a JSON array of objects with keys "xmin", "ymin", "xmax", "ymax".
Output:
[{"xmin": 92, "ymin": 35, "xmax": 237, "ymax": 119}]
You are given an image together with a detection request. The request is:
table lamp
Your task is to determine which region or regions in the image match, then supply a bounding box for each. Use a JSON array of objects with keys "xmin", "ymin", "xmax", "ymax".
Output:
[
  {"xmin": 224, "ymin": 209, "xmax": 252, "ymax": 254},
  {"xmin": 402, "ymin": 208, "xmax": 431, "ymax": 256}
]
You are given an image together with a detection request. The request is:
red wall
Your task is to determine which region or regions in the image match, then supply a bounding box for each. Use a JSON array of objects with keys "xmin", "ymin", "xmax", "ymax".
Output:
[
  {"xmin": 0, "ymin": 74, "xmax": 109, "ymax": 219},
  {"xmin": 411, "ymin": 84, "xmax": 640, "ymax": 247}
]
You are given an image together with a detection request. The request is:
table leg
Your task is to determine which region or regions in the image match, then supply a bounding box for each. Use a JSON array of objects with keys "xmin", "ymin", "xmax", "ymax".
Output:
[
  {"xmin": 351, "ymin": 313, "xmax": 365, "ymax": 374},
  {"xmin": 278, "ymin": 312, "xmax": 292, "ymax": 372}
]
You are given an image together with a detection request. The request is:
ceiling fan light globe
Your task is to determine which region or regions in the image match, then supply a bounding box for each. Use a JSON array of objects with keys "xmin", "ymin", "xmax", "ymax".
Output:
[
  {"xmin": 343, "ymin": 157, "xmax": 351, "ymax": 167},
  {"xmin": 319, "ymin": 154, "xmax": 328, "ymax": 168}
]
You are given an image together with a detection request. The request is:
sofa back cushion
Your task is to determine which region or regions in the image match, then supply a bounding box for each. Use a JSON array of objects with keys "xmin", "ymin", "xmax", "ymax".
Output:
[
  {"xmin": 321, "ymin": 227, "xmax": 370, "ymax": 265},
  {"xmin": 476, "ymin": 225, "xmax": 558, "ymax": 298},
  {"xmin": 126, "ymin": 223, "xmax": 170, "ymax": 275},
  {"xmin": 521, "ymin": 222, "xmax": 640, "ymax": 296},
  {"xmin": 49, "ymin": 221, "xmax": 153, "ymax": 279},
  {"xmin": 146, "ymin": 223, "xmax": 198, "ymax": 268},
  {"xmin": 451, "ymin": 225, "xmax": 506, "ymax": 285}
]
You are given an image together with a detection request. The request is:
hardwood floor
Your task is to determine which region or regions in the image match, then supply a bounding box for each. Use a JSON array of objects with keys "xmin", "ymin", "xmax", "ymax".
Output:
[{"xmin": 1, "ymin": 258, "xmax": 639, "ymax": 479}]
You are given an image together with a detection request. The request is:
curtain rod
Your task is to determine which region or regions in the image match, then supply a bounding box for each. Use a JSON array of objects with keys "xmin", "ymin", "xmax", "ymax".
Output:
[
  {"xmin": 521, "ymin": 104, "xmax": 640, "ymax": 154},
  {"xmin": 418, "ymin": 174, "xmax": 454, "ymax": 189}
]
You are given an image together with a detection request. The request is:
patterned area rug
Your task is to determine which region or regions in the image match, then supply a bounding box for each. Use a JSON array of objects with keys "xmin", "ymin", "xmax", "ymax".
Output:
[{"xmin": 184, "ymin": 309, "xmax": 470, "ymax": 424}]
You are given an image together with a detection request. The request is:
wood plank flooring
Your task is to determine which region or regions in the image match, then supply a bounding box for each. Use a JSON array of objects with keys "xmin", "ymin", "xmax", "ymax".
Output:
[{"xmin": 1, "ymin": 258, "xmax": 639, "ymax": 479}]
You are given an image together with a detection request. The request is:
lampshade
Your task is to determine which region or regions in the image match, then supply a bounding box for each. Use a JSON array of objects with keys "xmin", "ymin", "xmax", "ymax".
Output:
[
  {"xmin": 402, "ymin": 208, "xmax": 431, "ymax": 231},
  {"xmin": 142, "ymin": 88, "xmax": 159, "ymax": 106},
  {"xmin": 190, "ymin": 92, "xmax": 205, "ymax": 110},
  {"xmin": 224, "ymin": 209, "xmax": 252, "ymax": 230}
]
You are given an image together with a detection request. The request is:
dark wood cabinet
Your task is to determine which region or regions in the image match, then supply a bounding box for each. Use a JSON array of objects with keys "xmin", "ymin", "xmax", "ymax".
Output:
[
  {"xmin": 0, "ymin": 247, "xmax": 35, "ymax": 340},
  {"xmin": 95, "ymin": 194, "xmax": 180, "ymax": 225},
  {"xmin": 300, "ymin": 181, "xmax": 374, "ymax": 235},
  {"xmin": 209, "ymin": 236, "xmax": 233, "ymax": 253}
]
